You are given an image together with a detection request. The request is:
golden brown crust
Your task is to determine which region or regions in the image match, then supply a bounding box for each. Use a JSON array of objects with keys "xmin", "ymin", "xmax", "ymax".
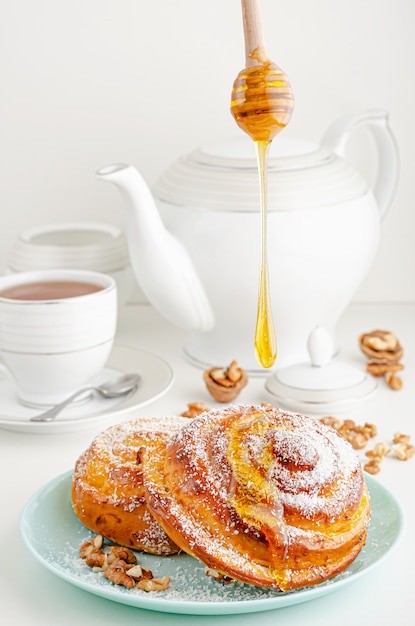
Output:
[
  {"xmin": 72, "ymin": 416, "xmax": 189, "ymax": 555},
  {"xmin": 142, "ymin": 405, "xmax": 371, "ymax": 590}
]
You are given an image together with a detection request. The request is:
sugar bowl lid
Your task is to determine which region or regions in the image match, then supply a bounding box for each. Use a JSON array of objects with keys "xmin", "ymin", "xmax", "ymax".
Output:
[{"xmin": 265, "ymin": 327, "xmax": 377, "ymax": 414}]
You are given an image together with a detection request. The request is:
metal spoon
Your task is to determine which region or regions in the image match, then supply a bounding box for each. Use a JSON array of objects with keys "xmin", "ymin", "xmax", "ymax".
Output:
[{"xmin": 30, "ymin": 373, "xmax": 141, "ymax": 422}]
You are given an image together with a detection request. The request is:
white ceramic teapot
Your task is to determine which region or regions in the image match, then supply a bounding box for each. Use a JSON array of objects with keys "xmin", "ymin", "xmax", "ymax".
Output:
[{"xmin": 97, "ymin": 109, "xmax": 398, "ymax": 372}]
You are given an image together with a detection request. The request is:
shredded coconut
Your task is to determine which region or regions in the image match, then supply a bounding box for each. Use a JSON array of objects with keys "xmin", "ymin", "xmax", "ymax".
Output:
[
  {"xmin": 143, "ymin": 404, "xmax": 369, "ymax": 591},
  {"xmin": 72, "ymin": 416, "xmax": 189, "ymax": 552}
]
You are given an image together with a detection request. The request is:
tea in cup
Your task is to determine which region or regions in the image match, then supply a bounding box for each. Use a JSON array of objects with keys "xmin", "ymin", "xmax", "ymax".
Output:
[{"xmin": 0, "ymin": 269, "xmax": 117, "ymax": 407}]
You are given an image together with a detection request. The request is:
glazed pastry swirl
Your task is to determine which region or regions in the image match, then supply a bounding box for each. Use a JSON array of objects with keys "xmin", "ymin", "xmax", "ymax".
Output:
[
  {"xmin": 143, "ymin": 405, "xmax": 371, "ymax": 590},
  {"xmin": 72, "ymin": 416, "xmax": 189, "ymax": 555}
]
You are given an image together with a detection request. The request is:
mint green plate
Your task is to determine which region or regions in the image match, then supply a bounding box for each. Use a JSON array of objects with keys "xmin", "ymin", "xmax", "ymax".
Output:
[{"xmin": 19, "ymin": 471, "xmax": 404, "ymax": 615}]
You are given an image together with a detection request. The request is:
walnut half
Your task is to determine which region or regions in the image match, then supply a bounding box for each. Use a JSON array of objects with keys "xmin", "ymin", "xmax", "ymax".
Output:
[
  {"xmin": 359, "ymin": 330, "xmax": 403, "ymax": 363},
  {"xmin": 359, "ymin": 329, "xmax": 404, "ymax": 390},
  {"xmin": 203, "ymin": 360, "xmax": 248, "ymax": 402}
]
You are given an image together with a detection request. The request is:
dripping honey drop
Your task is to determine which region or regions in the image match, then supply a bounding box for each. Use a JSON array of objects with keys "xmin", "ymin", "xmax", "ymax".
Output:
[
  {"xmin": 231, "ymin": 60, "xmax": 294, "ymax": 367},
  {"xmin": 254, "ymin": 140, "xmax": 276, "ymax": 368}
]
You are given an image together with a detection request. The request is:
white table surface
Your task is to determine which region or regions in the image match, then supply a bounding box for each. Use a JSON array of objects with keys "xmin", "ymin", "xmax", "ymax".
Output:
[{"xmin": 1, "ymin": 302, "xmax": 413, "ymax": 626}]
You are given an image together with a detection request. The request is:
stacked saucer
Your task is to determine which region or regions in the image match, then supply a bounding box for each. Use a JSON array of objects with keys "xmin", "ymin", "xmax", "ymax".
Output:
[{"xmin": 6, "ymin": 222, "xmax": 136, "ymax": 306}]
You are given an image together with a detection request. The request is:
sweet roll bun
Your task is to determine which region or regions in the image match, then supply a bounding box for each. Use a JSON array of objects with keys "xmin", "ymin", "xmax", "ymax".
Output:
[
  {"xmin": 142, "ymin": 404, "xmax": 371, "ymax": 590},
  {"xmin": 72, "ymin": 416, "xmax": 189, "ymax": 555}
]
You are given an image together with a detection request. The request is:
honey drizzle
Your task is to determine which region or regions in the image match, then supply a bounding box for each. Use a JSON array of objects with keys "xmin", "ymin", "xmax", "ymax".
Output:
[
  {"xmin": 254, "ymin": 140, "xmax": 277, "ymax": 367},
  {"xmin": 226, "ymin": 410, "xmax": 289, "ymax": 570},
  {"xmin": 230, "ymin": 60, "xmax": 294, "ymax": 368}
]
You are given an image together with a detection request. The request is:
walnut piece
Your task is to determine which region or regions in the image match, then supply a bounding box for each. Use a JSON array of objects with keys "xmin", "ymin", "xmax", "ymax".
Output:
[
  {"xmin": 364, "ymin": 441, "xmax": 391, "ymax": 469},
  {"xmin": 85, "ymin": 551, "xmax": 107, "ymax": 571},
  {"xmin": 393, "ymin": 432, "xmax": 411, "ymax": 444},
  {"xmin": 393, "ymin": 443, "xmax": 415, "ymax": 461},
  {"xmin": 137, "ymin": 576, "xmax": 171, "ymax": 591},
  {"xmin": 203, "ymin": 360, "xmax": 248, "ymax": 402},
  {"xmin": 366, "ymin": 361, "xmax": 404, "ymax": 377},
  {"xmin": 104, "ymin": 559, "xmax": 135, "ymax": 589},
  {"xmin": 107, "ymin": 546, "xmax": 137, "ymax": 565},
  {"xmin": 319, "ymin": 416, "xmax": 344, "ymax": 430},
  {"xmin": 80, "ymin": 534, "xmax": 169, "ymax": 592},
  {"xmin": 125, "ymin": 564, "xmax": 143, "ymax": 580},
  {"xmin": 372, "ymin": 441, "xmax": 391, "ymax": 457},
  {"xmin": 359, "ymin": 329, "xmax": 404, "ymax": 390},
  {"xmin": 320, "ymin": 416, "xmax": 413, "ymax": 473},
  {"xmin": 126, "ymin": 564, "xmax": 153, "ymax": 581},
  {"xmin": 359, "ymin": 330, "xmax": 403, "ymax": 362},
  {"xmin": 227, "ymin": 360, "xmax": 242, "ymax": 382},
  {"xmin": 181, "ymin": 402, "xmax": 211, "ymax": 418},
  {"xmin": 363, "ymin": 459, "xmax": 382, "ymax": 475},
  {"xmin": 80, "ymin": 535, "xmax": 104, "ymax": 559},
  {"xmin": 363, "ymin": 422, "xmax": 378, "ymax": 438},
  {"xmin": 385, "ymin": 371, "xmax": 403, "ymax": 390},
  {"xmin": 321, "ymin": 417, "xmax": 377, "ymax": 450},
  {"xmin": 351, "ymin": 433, "xmax": 369, "ymax": 450}
]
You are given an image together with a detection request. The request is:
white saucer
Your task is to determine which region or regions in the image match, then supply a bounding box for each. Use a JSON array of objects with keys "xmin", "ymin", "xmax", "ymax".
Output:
[{"xmin": 0, "ymin": 344, "xmax": 174, "ymax": 434}]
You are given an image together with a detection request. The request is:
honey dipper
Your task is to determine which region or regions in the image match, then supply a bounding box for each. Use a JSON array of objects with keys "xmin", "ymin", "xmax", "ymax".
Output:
[
  {"xmin": 231, "ymin": 0, "xmax": 295, "ymax": 142},
  {"xmin": 230, "ymin": 0, "xmax": 295, "ymax": 368}
]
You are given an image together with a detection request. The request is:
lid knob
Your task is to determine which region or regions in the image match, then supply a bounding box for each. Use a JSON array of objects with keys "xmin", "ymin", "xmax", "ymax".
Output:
[{"xmin": 307, "ymin": 326, "xmax": 333, "ymax": 367}]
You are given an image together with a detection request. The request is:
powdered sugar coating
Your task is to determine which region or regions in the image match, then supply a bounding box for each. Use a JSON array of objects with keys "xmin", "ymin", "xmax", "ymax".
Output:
[
  {"xmin": 72, "ymin": 415, "xmax": 190, "ymax": 554},
  {"xmin": 171, "ymin": 405, "xmax": 362, "ymax": 521},
  {"xmin": 143, "ymin": 404, "xmax": 371, "ymax": 590}
]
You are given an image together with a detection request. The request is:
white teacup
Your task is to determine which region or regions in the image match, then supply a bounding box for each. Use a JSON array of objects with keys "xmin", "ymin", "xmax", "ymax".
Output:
[{"xmin": 0, "ymin": 269, "xmax": 117, "ymax": 407}]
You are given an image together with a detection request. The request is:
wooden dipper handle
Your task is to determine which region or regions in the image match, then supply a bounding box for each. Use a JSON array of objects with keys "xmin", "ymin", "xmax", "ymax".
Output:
[{"xmin": 241, "ymin": 0, "xmax": 269, "ymax": 66}]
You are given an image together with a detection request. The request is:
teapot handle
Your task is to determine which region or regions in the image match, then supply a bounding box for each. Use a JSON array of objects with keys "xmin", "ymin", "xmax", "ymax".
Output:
[{"xmin": 322, "ymin": 109, "xmax": 399, "ymax": 219}]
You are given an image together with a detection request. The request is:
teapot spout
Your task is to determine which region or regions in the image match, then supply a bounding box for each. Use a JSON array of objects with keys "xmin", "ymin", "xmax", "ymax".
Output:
[{"xmin": 97, "ymin": 163, "xmax": 214, "ymax": 332}]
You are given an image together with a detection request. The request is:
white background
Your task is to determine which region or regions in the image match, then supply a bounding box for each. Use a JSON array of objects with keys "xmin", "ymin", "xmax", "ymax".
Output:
[{"xmin": 0, "ymin": 0, "xmax": 413, "ymax": 302}]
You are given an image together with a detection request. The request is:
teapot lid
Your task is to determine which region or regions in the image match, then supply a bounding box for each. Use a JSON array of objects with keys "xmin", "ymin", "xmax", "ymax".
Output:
[
  {"xmin": 196, "ymin": 136, "xmax": 321, "ymax": 167},
  {"xmin": 153, "ymin": 135, "xmax": 368, "ymax": 212}
]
